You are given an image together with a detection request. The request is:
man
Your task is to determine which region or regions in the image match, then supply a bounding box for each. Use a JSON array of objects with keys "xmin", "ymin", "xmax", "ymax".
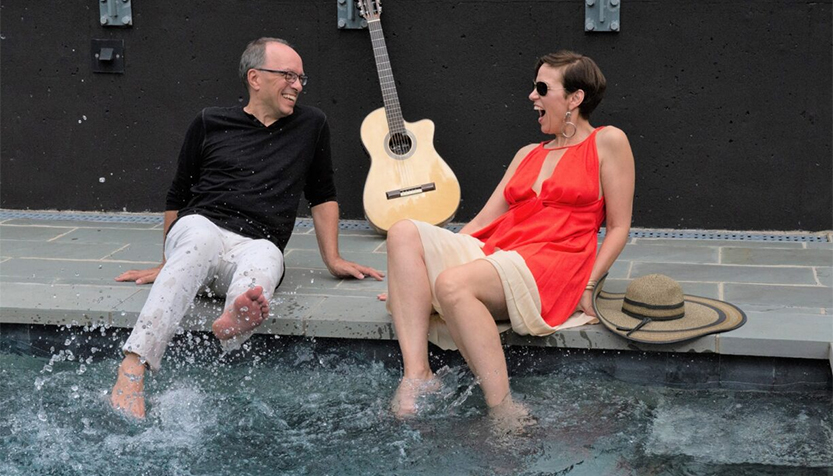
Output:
[{"xmin": 110, "ymin": 38, "xmax": 383, "ymax": 418}]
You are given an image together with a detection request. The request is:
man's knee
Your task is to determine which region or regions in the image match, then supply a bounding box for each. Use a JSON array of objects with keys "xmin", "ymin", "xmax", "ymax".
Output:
[
  {"xmin": 229, "ymin": 240, "xmax": 284, "ymax": 295},
  {"xmin": 166, "ymin": 216, "xmax": 224, "ymax": 261}
]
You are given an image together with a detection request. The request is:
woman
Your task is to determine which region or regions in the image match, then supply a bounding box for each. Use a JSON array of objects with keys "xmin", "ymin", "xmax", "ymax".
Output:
[{"xmin": 383, "ymin": 51, "xmax": 635, "ymax": 420}]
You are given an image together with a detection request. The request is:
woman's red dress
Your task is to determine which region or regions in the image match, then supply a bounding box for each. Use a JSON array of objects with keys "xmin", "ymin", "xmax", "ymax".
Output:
[{"xmin": 470, "ymin": 127, "xmax": 606, "ymax": 327}]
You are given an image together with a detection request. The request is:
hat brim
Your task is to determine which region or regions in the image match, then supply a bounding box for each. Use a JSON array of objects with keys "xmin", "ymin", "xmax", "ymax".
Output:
[{"xmin": 591, "ymin": 274, "xmax": 747, "ymax": 344}]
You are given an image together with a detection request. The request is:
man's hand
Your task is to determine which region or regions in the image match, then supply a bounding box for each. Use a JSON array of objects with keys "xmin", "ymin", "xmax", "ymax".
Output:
[
  {"xmin": 115, "ymin": 264, "xmax": 163, "ymax": 285},
  {"xmin": 325, "ymin": 257, "xmax": 384, "ymax": 281}
]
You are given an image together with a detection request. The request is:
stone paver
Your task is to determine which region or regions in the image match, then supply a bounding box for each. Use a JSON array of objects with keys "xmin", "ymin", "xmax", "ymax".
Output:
[
  {"xmin": 0, "ymin": 240, "xmax": 123, "ymax": 260},
  {"xmin": 0, "ymin": 225, "xmax": 76, "ymax": 241},
  {"xmin": 617, "ymin": 244, "xmax": 719, "ymax": 264},
  {"xmin": 632, "ymin": 238, "xmax": 805, "ymax": 249},
  {"xmin": 54, "ymin": 227, "xmax": 161, "ymax": 245},
  {"xmin": 724, "ymin": 283, "xmax": 833, "ymax": 311},
  {"xmin": 717, "ymin": 312, "xmax": 833, "ymax": 359},
  {"xmin": 722, "ymin": 247, "xmax": 833, "ymax": 267},
  {"xmin": 816, "ymin": 267, "xmax": 832, "ymax": 287},
  {"xmin": 630, "ymin": 262, "xmax": 818, "ymax": 285}
]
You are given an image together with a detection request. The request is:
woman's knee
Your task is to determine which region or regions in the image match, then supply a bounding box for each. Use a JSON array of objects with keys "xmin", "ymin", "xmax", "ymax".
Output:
[
  {"xmin": 386, "ymin": 220, "xmax": 422, "ymax": 255},
  {"xmin": 434, "ymin": 268, "xmax": 470, "ymax": 313},
  {"xmin": 387, "ymin": 220, "xmax": 419, "ymax": 244}
]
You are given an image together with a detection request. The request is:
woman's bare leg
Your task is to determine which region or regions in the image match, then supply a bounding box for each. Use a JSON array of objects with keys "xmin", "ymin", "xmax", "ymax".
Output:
[
  {"xmin": 435, "ymin": 260, "xmax": 534, "ymax": 432},
  {"xmin": 434, "ymin": 260, "xmax": 512, "ymax": 407},
  {"xmin": 386, "ymin": 221, "xmax": 441, "ymax": 416}
]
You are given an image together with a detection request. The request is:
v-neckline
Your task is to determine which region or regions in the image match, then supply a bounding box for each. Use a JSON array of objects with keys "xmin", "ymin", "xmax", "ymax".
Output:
[
  {"xmin": 530, "ymin": 128, "xmax": 600, "ymax": 197},
  {"xmin": 531, "ymin": 147, "xmax": 569, "ymax": 197}
]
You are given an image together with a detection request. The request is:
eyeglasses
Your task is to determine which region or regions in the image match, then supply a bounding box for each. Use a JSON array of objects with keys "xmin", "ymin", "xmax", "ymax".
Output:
[
  {"xmin": 255, "ymin": 68, "xmax": 308, "ymax": 86},
  {"xmin": 534, "ymin": 81, "xmax": 565, "ymax": 97}
]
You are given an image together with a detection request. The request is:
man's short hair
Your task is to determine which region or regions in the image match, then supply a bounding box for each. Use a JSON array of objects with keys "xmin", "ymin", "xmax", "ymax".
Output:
[
  {"xmin": 239, "ymin": 37, "xmax": 293, "ymax": 90},
  {"xmin": 535, "ymin": 51, "xmax": 606, "ymax": 119}
]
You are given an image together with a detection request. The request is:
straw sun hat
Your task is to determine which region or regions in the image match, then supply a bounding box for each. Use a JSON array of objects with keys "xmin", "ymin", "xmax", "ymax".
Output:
[{"xmin": 591, "ymin": 273, "xmax": 746, "ymax": 344}]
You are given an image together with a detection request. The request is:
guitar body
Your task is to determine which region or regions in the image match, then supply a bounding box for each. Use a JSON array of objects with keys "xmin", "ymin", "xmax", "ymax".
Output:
[{"xmin": 361, "ymin": 107, "xmax": 461, "ymax": 234}]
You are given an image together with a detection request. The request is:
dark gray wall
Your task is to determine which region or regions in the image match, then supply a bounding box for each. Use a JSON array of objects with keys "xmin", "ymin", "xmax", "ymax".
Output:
[{"xmin": 2, "ymin": 0, "xmax": 831, "ymax": 230}]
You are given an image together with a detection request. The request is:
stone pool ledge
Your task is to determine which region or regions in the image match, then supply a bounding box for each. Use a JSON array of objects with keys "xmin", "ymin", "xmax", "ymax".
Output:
[{"xmin": 1, "ymin": 210, "xmax": 831, "ymax": 371}]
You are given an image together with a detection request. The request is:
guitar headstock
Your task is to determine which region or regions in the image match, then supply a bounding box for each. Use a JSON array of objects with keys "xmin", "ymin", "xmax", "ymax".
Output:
[{"xmin": 357, "ymin": 0, "xmax": 381, "ymax": 21}]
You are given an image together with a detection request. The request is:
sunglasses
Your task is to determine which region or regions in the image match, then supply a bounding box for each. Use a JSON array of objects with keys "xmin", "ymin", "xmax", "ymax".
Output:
[{"xmin": 534, "ymin": 81, "xmax": 566, "ymax": 97}]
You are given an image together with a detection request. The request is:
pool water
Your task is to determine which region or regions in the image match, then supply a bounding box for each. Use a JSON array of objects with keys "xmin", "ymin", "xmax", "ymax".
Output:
[{"xmin": 1, "ymin": 331, "xmax": 831, "ymax": 476}]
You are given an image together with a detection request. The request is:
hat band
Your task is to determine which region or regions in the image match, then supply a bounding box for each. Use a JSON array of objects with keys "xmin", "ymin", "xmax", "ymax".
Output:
[
  {"xmin": 616, "ymin": 317, "xmax": 653, "ymax": 337},
  {"xmin": 622, "ymin": 297, "xmax": 685, "ymax": 321}
]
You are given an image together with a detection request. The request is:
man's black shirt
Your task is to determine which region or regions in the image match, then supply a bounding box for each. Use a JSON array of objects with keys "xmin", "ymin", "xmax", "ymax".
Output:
[{"xmin": 166, "ymin": 105, "xmax": 337, "ymax": 252}]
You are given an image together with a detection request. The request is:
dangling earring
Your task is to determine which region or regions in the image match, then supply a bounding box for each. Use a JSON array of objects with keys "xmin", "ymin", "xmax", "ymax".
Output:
[{"xmin": 561, "ymin": 111, "xmax": 577, "ymax": 139}]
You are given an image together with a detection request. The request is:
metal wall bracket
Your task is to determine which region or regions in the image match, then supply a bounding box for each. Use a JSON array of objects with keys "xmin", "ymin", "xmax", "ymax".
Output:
[
  {"xmin": 585, "ymin": 0, "xmax": 620, "ymax": 33},
  {"xmin": 100, "ymin": 0, "xmax": 133, "ymax": 27},
  {"xmin": 91, "ymin": 39, "xmax": 125, "ymax": 74},
  {"xmin": 337, "ymin": 0, "xmax": 366, "ymax": 29}
]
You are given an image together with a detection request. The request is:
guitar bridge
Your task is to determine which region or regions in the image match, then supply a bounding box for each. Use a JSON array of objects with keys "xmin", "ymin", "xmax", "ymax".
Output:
[{"xmin": 386, "ymin": 183, "xmax": 436, "ymax": 200}]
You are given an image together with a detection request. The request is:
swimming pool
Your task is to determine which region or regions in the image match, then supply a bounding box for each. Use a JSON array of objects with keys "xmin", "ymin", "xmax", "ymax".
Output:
[{"xmin": 1, "ymin": 326, "xmax": 831, "ymax": 475}]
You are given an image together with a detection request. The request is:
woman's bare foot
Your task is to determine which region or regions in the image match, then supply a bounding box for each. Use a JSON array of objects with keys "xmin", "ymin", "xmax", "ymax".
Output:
[
  {"xmin": 212, "ymin": 286, "xmax": 269, "ymax": 340},
  {"xmin": 110, "ymin": 353, "xmax": 147, "ymax": 419},
  {"xmin": 390, "ymin": 375, "xmax": 441, "ymax": 419},
  {"xmin": 488, "ymin": 395, "xmax": 536, "ymax": 436}
]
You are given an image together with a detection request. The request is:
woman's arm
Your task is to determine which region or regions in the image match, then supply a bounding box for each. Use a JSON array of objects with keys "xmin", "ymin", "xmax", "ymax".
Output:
[
  {"xmin": 579, "ymin": 127, "xmax": 635, "ymax": 316},
  {"xmin": 459, "ymin": 143, "xmax": 537, "ymax": 235}
]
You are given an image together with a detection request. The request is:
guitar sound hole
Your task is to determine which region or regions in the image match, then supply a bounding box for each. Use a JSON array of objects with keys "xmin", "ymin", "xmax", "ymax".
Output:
[{"xmin": 388, "ymin": 133, "xmax": 412, "ymax": 156}]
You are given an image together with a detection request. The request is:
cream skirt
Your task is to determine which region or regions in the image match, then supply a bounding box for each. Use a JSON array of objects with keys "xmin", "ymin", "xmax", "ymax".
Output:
[{"xmin": 393, "ymin": 220, "xmax": 597, "ymax": 350}]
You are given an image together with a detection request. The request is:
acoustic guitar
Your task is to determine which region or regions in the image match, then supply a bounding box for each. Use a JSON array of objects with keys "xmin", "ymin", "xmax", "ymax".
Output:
[{"xmin": 358, "ymin": 0, "xmax": 461, "ymax": 234}]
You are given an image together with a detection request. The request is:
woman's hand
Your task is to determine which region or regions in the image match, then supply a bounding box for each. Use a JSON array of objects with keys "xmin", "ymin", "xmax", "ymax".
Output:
[{"xmin": 576, "ymin": 289, "xmax": 596, "ymax": 317}]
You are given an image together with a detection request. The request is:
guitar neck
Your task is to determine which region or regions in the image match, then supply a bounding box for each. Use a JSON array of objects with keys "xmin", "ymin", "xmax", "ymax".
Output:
[{"xmin": 366, "ymin": 18, "xmax": 406, "ymax": 135}]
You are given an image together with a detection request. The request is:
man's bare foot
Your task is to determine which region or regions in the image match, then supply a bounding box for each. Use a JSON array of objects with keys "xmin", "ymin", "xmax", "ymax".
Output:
[
  {"xmin": 110, "ymin": 353, "xmax": 147, "ymax": 419},
  {"xmin": 488, "ymin": 395, "xmax": 536, "ymax": 436},
  {"xmin": 212, "ymin": 286, "xmax": 269, "ymax": 340},
  {"xmin": 390, "ymin": 375, "xmax": 441, "ymax": 419}
]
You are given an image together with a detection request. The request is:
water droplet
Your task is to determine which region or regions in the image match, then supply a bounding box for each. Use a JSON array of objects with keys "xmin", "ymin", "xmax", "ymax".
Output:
[{"xmin": 37, "ymin": 411, "xmax": 47, "ymax": 422}]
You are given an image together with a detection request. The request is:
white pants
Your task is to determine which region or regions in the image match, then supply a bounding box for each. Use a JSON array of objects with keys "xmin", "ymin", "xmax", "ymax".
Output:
[{"xmin": 123, "ymin": 214, "xmax": 285, "ymax": 371}]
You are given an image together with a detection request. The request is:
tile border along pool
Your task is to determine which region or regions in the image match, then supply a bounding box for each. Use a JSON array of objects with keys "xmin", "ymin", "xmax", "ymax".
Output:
[{"xmin": 0, "ymin": 210, "xmax": 831, "ymax": 381}]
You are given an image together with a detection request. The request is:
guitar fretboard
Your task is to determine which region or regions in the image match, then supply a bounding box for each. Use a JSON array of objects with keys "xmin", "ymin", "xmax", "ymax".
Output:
[{"xmin": 367, "ymin": 19, "xmax": 406, "ymax": 135}]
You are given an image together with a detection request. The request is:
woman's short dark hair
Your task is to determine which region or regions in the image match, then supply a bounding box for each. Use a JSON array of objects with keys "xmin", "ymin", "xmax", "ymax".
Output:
[{"xmin": 535, "ymin": 51, "xmax": 606, "ymax": 119}]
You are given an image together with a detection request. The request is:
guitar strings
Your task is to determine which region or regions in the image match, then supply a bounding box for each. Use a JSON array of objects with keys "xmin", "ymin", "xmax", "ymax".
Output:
[{"xmin": 369, "ymin": 15, "xmax": 415, "ymax": 185}]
